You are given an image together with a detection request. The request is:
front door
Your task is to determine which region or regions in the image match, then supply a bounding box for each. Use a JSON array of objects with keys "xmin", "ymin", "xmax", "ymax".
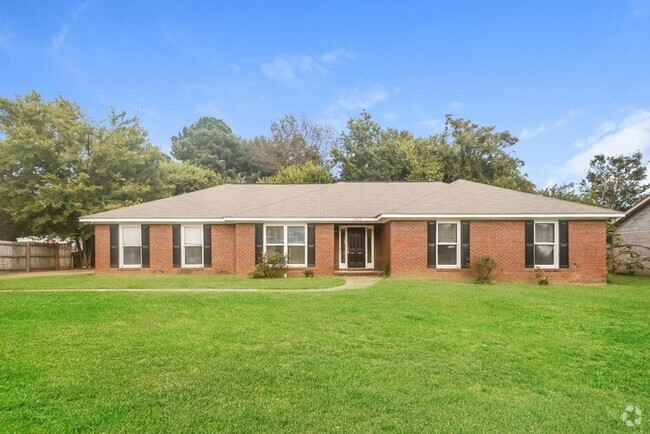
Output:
[{"xmin": 347, "ymin": 227, "xmax": 366, "ymax": 268}]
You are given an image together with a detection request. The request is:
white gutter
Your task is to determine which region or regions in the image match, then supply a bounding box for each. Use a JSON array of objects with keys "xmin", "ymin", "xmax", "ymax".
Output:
[
  {"xmin": 80, "ymin": 212, "xmax": 623, "ymax": 224},
  {"xmin": 379, "ymin": 213, "xmax": 624, "ymax": 220},
  {"xmin": 78, "ymin": 218, "xmax": 227, "ymax": 223},
  {"xmin": 225, "ymin": 217, "xmax": 377, "ymax": 223}
]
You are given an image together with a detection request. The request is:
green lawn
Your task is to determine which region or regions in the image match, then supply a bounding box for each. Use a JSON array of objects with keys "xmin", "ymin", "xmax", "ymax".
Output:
[
  {"xmin": 0, "ymin": 275, "xmax": 648, "ymax": 432},
  {"xmin": 0, "ymin": 274, "xmax": 345, "ymax": 290}
]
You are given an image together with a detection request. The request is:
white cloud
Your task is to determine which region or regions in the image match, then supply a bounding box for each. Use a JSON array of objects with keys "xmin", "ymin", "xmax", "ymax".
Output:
[
  {"xmin": 50, "ymin": 0, "xmax": 89, "ymax": 53},
  {"xmin": 195, "ymin": 100, "xmax": 224, "ymax": 117},
  {"xmin": 416, "ymin": 118, "xmax": 443, "ymax": 132},
  {"xmin": 261, "ymin": 48, "xmax": 356, "ymax": 86},
  {"xmin": 631, "ymin": 0, "xmax": 650, "ymax": 19},
  {"xmin": 319, "ymin": 48, "xmax": 356, "ymax": 64},
  {"xmin": 597, "ymin": 120, "xmax": 617, "ymax": 135},
  {"xmin": 181, "ymin": 82, "xmax": 209, "ymax": 92},
  {"xmin": 561, "ymin": 109, "xmax": 650, "ymax": 177},
  {"xmin": 159, "ymin": 22, "xmax": 204, "ymax": 61},
  {"xmin": 51, "ymin": 26, "xmax": 68, "ymax": 53},
  {"xmin": 449, "ymin": 101, "xmax": 464, "ymax": 111},
  {"xmin": 261, "ymin": 55, "xmax": 325, "ymax": 86},
  {"xmin": 321, "ymin": 85, "xmax": 396, "ymax": 129},
  {"xmin": 519, "ymin": 109, "xmax": 583, "ymax": 140},
  {"xmin": 0, "ymin": 30, "xmax": 12, "ymax": 54},
  {"xmin": 333, "ymin": 86, "xmax": 392, "ymax": 111}
]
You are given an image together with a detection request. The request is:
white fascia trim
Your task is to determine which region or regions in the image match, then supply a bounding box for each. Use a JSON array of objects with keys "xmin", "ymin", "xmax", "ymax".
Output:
[
  {"xmin": 227, "ymin": 217, "xmax": 377, "ymax": 223},
  {"xmin": 79, "ymin": 218, "xmax": 227, "ymax": 223},
  {"xmin": 81, "ymin": 217, "xmax": 378, "ymax": 223},
  {"xmin": 80, "ymin": 213, "xmax": 623, "ymax": 224},
  {"xmin": 379, "ymin": 213, "xmax": 624, "ymax": 220}
]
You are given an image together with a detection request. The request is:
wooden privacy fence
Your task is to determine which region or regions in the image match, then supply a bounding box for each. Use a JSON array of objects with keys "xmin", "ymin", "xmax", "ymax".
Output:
[{"xmin": 0, "ymin": 241, "xmax": 73, "ymax": 272}]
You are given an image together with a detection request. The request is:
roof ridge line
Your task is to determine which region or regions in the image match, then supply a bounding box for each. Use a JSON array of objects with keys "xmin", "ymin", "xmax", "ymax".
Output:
[
  {"xmin": 229, "ymin": 183, "xmax": 334, "ymax": 217},
  {"xmin": 382, "ymin": 182, "xmax": 448, "ymax": 214}
]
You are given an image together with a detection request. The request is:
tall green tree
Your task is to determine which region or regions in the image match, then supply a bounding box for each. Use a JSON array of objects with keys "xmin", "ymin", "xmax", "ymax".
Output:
[
  {"xmin": 0, "ymin": 210, "xmax": 21, "ymax": 241},
  {"xmin": 247, "ymin": 113, "xmax": 335, "ymax": 178},
  {"xmin": 579, "ymin": 151, "xmax": 648, "ymax": 211},
  {"xmin": 331, "ymin": 111, "xmax": 442, "ymax": 181},
  {"xmin": 434, "ymin": 115, "xmax": 535, "ymax": 192},
  {"xmin": 171, "ymin": 117, "xmax": 247, "ymax": 177},
  {"xmin": 160, "ymin": 161, "xmax": 227, "ymax": 196},
  {"xmin": 0, "ymin": 92, "xmax": 170, "ymax": 265},
  {"xmin": 538, "ymin": 182, "xmax": 593, "ymax": 204},
  {"xmin": 332, "ymin": 111, "xmax": 533, "ymax": 187},
  {"xmin": 259, "ymin": 161, "xmax": 332, "ymax": 184}
]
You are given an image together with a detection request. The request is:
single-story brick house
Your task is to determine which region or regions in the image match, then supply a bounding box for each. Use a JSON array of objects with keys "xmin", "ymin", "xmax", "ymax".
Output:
[
  {"xmin": 80, "ymin": 180, "xmax": 622, "ymax": 283},
  {"xmin": 616, "ymin": 194, "xmax": 650, "ymax": 275}
]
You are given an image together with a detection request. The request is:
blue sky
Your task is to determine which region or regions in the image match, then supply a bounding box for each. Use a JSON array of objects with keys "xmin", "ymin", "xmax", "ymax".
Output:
[{"xmin": 1, "ymin": 0, "xmax": 649, "ymax": 187}]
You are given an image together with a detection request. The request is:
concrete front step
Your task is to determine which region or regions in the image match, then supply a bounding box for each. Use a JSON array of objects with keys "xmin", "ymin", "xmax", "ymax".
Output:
[{"xmin": 334, "ymin": 270, "xmax": 384, "ymax": 277}]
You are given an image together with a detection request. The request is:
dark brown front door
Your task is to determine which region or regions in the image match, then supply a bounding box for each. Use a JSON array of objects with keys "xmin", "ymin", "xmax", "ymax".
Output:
[{"xmin": 347, "ymin": 227, "xmax": 366, "ymax": 268}]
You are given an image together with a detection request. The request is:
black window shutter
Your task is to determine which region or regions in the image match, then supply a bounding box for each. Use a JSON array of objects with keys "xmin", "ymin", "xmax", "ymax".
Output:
[
  {"xmin": 110, "ymin": 225, "xmax": 119, "ymax": 268},
  {"xmin": 525, "ymin": 220, "xmax": 534, "ymax": 268},
  {"xmin": 307, "ymin": 224, "xmax": 316, "ymax": 267},
  {"xmin": 427, "ymin": 221, "xmax": 436, "ymax": 268},
  {"xmin": 141, "ymin": 225, "xmax": 150, "ymax": 268},
  {"xmin": 255, "ymin": 224, "xmax": 263, "ymax": 264},
  {"xmin": 203, "ymin": 224, "xmax": 212, "ymax": 267},
  {"xmin": 461, "ymin": 220, "xmax": 470, "ymax": 268},
  {"xmin": 172, "ymin": 225, "xmax": 181, "ymax": 268},
  {"xmin": 559, "ymin": 220, "xmax": 569, "ymax": 268}
]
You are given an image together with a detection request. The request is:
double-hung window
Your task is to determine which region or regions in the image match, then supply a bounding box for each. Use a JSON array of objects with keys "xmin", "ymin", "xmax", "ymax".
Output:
[
  {"xmin": 182, "ymin": 225, "xmax": 203, "ymax": 267},
  {"xmin": 437, "ymin": 222, "xmax": 460, "ymax": 268},
  {"xmin": 534, "ymin": 221, "xmax": 558, "ymax": 268},
  {"xmin": 121, "ymin": 225, "xmax": 142, "ymax": 267},
  {"xmin": 264, "ymin": 224, "xmax": 307, "ymax": 266}
]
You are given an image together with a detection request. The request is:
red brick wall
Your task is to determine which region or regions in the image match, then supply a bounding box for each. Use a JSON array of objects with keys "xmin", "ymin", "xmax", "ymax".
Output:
[
  {"xmin": 314, "ymin": 224, "xmax": 335, "ymax": 275},
  {"xmin": 234, "ymin": 224, "xmax": 255, "ymax": 276},
  {"xmin": 96, "ymin": 223, "xmax": 337, "ymax": 276},
  {"xmin": 387, "ymin": 220, "xmax": 607, "ymax": 283},
  {"xmin": 150, "ymin": 225, "xmax": 173, "ymax": 272},
  {"xmin": 94, "ymin": 220, "xmax": 607, "ymax": 283},
  {"xmin": 95, "ymin": 225, "xmax": 110, "ymax": 272},
  {"xmin": 213, "ymin": 225, "xmax": 236, "ymax": 274},
  {"xmin": 375, "ymin": 223, "xmax": 391, "ymax": 274},
  {"xmin": 95, "ymin": 224, "xmax": 235, "ymax": 274}
]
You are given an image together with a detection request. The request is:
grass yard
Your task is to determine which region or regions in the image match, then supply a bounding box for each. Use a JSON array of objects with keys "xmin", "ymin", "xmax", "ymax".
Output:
[
  {"xmin": 0, "ymin": 275, "xmax": 648, "ymax": 432},
  {"xmin": 0, "ymin": 273, "xmax": 345, "ymax": 290}
]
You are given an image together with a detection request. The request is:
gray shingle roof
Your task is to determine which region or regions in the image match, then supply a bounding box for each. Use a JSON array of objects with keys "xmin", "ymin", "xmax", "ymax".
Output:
[{"xmin": 80, "ymin": 180, "xmax": 623, "ymax": 222}]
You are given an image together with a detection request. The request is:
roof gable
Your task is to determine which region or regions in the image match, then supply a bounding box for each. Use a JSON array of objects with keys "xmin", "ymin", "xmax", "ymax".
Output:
[{"xmin": 617, "ymin": 194, "xmax": 650, "ymax": 225}]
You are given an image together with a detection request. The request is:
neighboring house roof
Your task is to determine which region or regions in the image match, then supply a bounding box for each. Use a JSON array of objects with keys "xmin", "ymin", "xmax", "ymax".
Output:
[
  {"xmin": 80, "ymin": 179, "xmax": 623, "ymax": 223},
  {"xmin": 617, "ymin": 195, "xmax": 650, "ymax": 225}
]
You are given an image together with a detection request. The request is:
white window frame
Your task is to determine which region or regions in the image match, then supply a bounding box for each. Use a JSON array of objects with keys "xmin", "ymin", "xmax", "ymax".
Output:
[
  {"xmin": 338, "ymin": 225, "xmax": 375, "ymax": 270},
  {"xmin": 263, "ymin": 224, "xmax": 308, "ymax": 267},
  {"xmin": 534, "ymin": 220, "xmax": 559, "ymax": 269},
  {"xmin": 119, "ymin": 224, "xmax": 142, "ymax": 268},
  {"xmin": 181, "ymin": 225, "xmax": 204, "ymax": 268},
  {"xmin": 436, "ymin": 221, "xmax": 461, "ymax": 269}
]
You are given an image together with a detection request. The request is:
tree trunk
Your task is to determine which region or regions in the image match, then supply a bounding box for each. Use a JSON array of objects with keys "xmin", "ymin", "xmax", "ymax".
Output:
[
  {"xmin": 75, "ymin": 238, "xmax": 84, "ymax": 268},
  {"xmin": 76, "ymin": 238, "xmax": 91, "ymax": 268}
]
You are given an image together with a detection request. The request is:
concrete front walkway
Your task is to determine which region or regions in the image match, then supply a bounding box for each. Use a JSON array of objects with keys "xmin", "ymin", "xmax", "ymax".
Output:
[{"xmin": 0, "ymin": 276, "xmax": 382, "ymax": 293}]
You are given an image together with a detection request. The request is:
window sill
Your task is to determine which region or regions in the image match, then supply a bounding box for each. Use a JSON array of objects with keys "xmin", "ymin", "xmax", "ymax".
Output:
[{"xmin": 433, "ymin": 267, "xmax": 462, "ymax": 272}]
